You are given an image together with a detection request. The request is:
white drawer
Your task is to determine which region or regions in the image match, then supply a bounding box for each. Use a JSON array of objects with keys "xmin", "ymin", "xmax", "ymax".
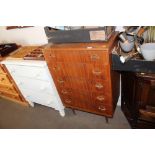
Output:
[
  {"xmin": 22, "ymin": 88, "xmax": 59, "ymax": 108},
  {"xmin": 6, "ymin": 64, "xmax": 49, "ymax": 81},
  {"xmin": 13, "ymin": 76, "xmax": 56, "ymax": 96}
]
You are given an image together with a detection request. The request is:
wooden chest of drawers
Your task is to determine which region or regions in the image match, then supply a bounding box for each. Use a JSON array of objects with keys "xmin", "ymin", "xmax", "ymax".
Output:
[
  {"xmin": 44, "ymin": 33, "xmax": 120, "ymax": 117},
  {"xmin": 0, "ymin": 64, "xmax": 27, "ymax": 105}
]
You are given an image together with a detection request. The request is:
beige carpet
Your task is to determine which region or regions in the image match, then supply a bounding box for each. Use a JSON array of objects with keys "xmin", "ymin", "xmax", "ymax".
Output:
[{"xmin": 0, "ymin": 98, "xmax": 130, "ymax": 129}]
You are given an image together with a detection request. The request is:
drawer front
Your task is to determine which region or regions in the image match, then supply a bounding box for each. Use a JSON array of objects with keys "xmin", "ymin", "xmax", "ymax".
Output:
[
  {"xmin": 21, "ymin": 88, "xmax": 59, "ymax": 107},
  {"xmin": 0, "ymin": 91, "xmax": 22, "ymax": 101},
  {"xmin": 61, "ymin": 90, "xmax": 113, "ymax": 116},
  {"xmin": 87, "ymin": 63, "xmax": 109, "ymax": 80},
  {"xmin": 61, "ymin": 91, "xmax": 91, "ymax": 109},
  {"xmin": 91, "ymin": 92, "xmax": 111, "ymax": 106},
  {"xmin": 0, "ymin": 74, "xmax": 11, "ymax": 85},
  {"xmin": 6, "ymin": 65, "xmax": 49, "ymax": 81},
  {"xmin": 0, "ymin": 65, "xmax": 5, "ymax": 74},
  {"xmin": 13, "ymin": 76, "xmax": 55, "ymax": 96},
  {"xmin": 0, "ymin": 84, "xmax": 17, "ymax": 94},
  {"xmin": 48, "ymin": 62, "xmax": 109, "ymax": 80},
  {"xmin": 59, "ymin": 86, "xmax": 111, "ymax": 106},
  {"xmin": 90, "ymin": 103, "xmax": 113, "ymax": 116},
  {"xmin": 56, "ymin": 78, "xmax": 111, "ymax": 95},
  {"xmin": 56, "ymin": 78, "xmax": 89, "ymax": 92},
  {"xmin": 45, "ymin": 49, "xmax": 109, "ymax": 64},
  {"xmin": 91, "ymin": 79, "xmax": 110, "ymax": 93}
]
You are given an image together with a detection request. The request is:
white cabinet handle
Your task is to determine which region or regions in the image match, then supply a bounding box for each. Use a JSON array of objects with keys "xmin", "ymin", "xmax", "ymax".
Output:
[
  {"xmin": 17, "ymin": 81, "xmax": 23, "ymax": 86},
  {"xmin": 47, "ymin": 100, "xmax": 53, "ymax": 104},
  {"xmin": 40, "ymin": 86, "xmax": 46, "ymax": 91},
  {"xmin": 10, "ymin": 69, "xmax": 15, "ymax": 73},
  {"xmin": 25, "ymin": 95, "xmax": 30, "ymax": 98}
]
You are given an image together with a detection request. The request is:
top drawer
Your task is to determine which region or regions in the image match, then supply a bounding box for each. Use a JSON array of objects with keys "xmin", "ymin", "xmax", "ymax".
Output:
[
  {"xmin": 44, "ymin": 49, "xmax": 109, "ymax": 65},
  {"xmin": 5, "ymin": 64, "xmax": 49, "ymax": 81}
]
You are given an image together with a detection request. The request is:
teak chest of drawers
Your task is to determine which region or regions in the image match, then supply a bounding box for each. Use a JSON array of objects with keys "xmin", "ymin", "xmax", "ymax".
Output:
[{"xmin": 44, "ymin": 33, "xmax": 120, "ymax": 117}]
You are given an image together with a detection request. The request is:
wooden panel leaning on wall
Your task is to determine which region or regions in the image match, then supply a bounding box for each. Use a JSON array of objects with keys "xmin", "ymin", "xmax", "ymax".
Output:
[{"xmin": 43, "ymin": 32, "xmax": 120, "ymax": 118}]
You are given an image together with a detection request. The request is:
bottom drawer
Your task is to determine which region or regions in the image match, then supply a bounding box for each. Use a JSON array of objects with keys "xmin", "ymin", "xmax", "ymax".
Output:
[
  {"xmin": 0, "ymin": 91, "xmax": 22, "ymax": 101},
  {"xmin": 64, "ymin": 100, "xmax": 113, "ymax": 116},
  {"xmin": 21, "ymin": 88, "xmax": 59, "ymax": 108},
  {"xmin": 90, "ymin": 103, "xmax": 113, "ymax": 116}
]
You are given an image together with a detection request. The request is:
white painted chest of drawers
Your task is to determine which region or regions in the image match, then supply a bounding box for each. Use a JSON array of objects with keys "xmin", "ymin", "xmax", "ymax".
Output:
[{"xmin": 2, "ymin": 60, "xmax": 65, "ymax": 117}]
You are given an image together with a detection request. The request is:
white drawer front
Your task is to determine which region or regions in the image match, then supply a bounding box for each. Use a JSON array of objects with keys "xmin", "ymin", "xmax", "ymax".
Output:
[
  {"xmin": 22, "ymin": 88, "xmax": 59, "ymax": 108},
  {"xmin": 13, "ymin": 76, "xmax": 56, "ymax": 96},
  {"xmin": 6, "ymin": 64, "xmax": 49, "ymax": 81}
]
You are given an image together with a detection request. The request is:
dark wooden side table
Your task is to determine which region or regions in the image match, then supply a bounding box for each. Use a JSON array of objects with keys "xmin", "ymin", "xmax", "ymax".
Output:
[{"xmin": 121, "ymin": 72, "xmax": 155, "ymax": 128}]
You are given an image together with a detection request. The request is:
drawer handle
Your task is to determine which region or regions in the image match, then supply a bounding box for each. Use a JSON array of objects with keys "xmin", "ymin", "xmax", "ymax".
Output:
[
  {"xmin": 92, "ymin": 69, "xmax": 102, "ymax": 75},
  {"xmin": 96, "ymin": 96, "xmax": 105, "ymax": 101},
  {"xmin": 61, "ymin": 90, "xmax": 68, "ymax": 94},
  {"xmin": 17, "ymin": 82, "xmax": 23, "ymax": 86},
  {"xmin": 0, "ymin": 78, "xmax": 5, "ymax": 81},
  {"xmin": 49, "ymin": 53, "xmax": 56, "ymax": 58},
  {"xmin": 40, "ymin": 86, "xmax": 46, "ymax": 91},
  {"xmin": 53, "ymin": 66, "xmax": 60, "ymax": 71},
  {"xmin": 65, "ymin": 99, "xmax": 71, "ymax": 104},
  {"xmin": 57, "ymin": 78, "xmax": 64, "ymax": 84},
  {"xmin": 10, "ymin": 69, "xmax": 15, "ymax": 73},
  {"xmin": 25, "ymin": 95, "xmax": 30, "ymax": 98},
  {"xmin": 47, "ymin": 100, "xmax": 53, "ymax": 104},
  {"xmin": 98, "ymin": 106, "xmax": 106, "ymax": 111},
  {"xmin": 91, "ymin": 54, "xmax": 100, "ymax": 61},
  {"xmin": 95, "ymin": 83, "xmax": 103, "ymax": 89}
]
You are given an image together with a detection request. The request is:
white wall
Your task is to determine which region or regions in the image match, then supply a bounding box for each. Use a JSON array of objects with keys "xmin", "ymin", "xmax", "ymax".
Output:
[
  {"xmin": 0, "ymin": 26, "xmax": 48, "ymax": 45},
  {"xmin": 0, "ymin": 26, "xmax": 124, "ymax": 46}
]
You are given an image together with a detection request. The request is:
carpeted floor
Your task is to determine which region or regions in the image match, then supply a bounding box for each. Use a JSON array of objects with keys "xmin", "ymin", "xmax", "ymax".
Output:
[{"xmin": 0, "ymin": 98, "xmax": 130, "ymax": 129}]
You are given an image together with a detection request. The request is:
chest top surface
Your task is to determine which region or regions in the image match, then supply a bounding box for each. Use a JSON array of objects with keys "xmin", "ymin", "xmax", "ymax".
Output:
[{"xmin": 45, "ymin": 32, "xmax": 118, "ymax": 51}]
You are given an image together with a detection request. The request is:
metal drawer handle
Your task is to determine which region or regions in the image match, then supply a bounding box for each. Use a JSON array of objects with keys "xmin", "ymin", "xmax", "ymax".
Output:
[
  {"xmin": 98, "ymin": 106, "xmax": 106, "ymax": 111},
  {"xmin": 65, "ymin": 99, "xmax": 71, "ymax": 104},
  {"xmin": 0, "ymin": 78, "xmax": 5, "ymax": 81},
  {"xmin": 57, "ymin": 78, "xmax": 64, "ymax": 83},
  {"xmin": 95, "ymin": 83, "xmax": 103, "ymax": 89},
  {"xmin": 96, "ymin": 96, "xmax": 105, "ymax": 101},
  {"xmin": 49, "ymin": 53, "xmax": 56, "ymax": 58},
  {"xmin": 91, "ymin": 54, "xmax": 100, "ymax": 61},
  {"xmin": 61, "ymin": 90, "xmax": 68, "ymax": 94},
  {"xmin": 53, "ymin": 66, "xmax": 60, "ymax": 71},
  {"xmin": 92, "ymin": 69, "xmax": 102, "ymax": 75},
  {"xmin": 7, "ymin": 87, "xmax": 12, "ymax": 91}
]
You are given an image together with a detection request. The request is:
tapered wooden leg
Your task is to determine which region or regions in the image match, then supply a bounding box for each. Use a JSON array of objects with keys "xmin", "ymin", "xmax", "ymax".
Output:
[
  {"xmin": 72, "ymin": 109, "xmax": 76, "ymax": 115},
  {"xmin": 105, "ymin": 117, "xmax": 109, "ymax": 123}
]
